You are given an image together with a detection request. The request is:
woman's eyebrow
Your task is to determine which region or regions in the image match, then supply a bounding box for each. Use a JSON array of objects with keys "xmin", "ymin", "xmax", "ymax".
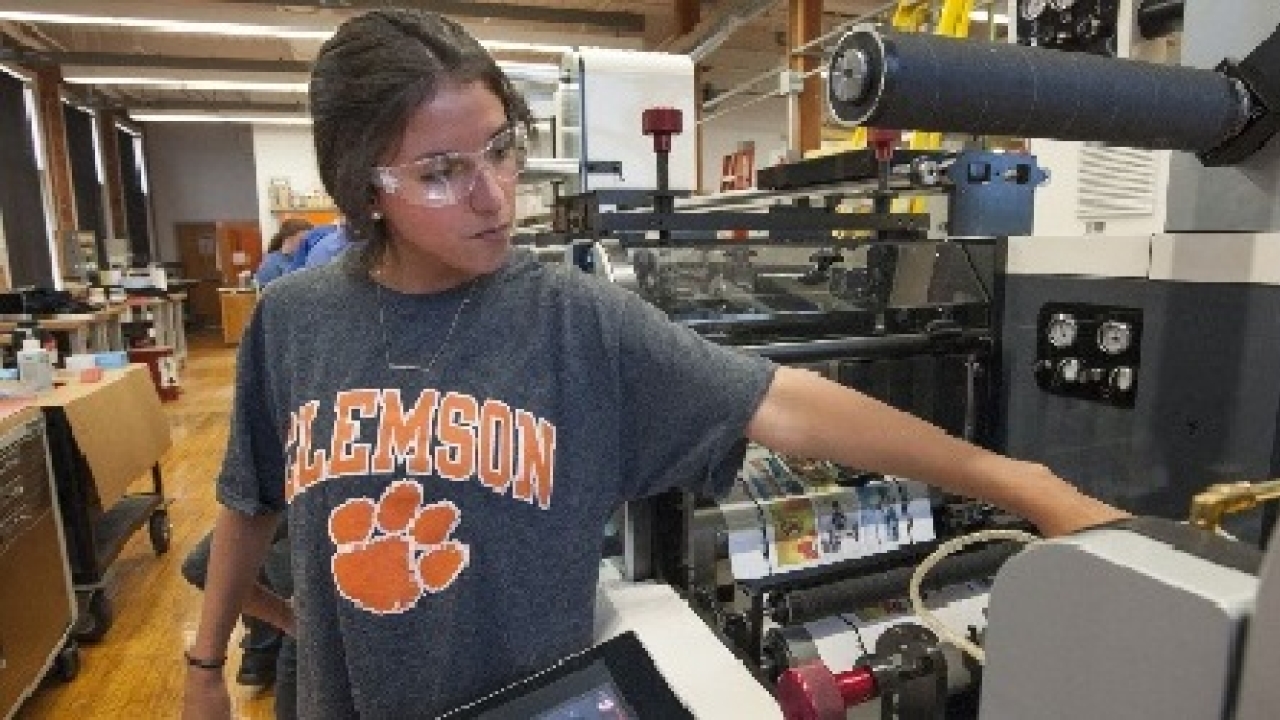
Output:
[{"xmin": 408, "ymin": 124, "xmax": 511, "ymax": 162}]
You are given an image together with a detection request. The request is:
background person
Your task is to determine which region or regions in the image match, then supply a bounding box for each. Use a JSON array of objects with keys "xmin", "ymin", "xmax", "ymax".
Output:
[{"xmin": 254, "ymin": 219, "xmax": 313, "ymax": 287}]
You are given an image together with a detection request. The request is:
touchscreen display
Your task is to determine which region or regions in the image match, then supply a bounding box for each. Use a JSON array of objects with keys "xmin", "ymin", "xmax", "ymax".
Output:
[
  {"xmin": 460, "ymin": 632, "xmax": 693, "ymax": 720},
  {"xmin": 531, "ymin": 680, "xmax": 636, "ymax": 720}
]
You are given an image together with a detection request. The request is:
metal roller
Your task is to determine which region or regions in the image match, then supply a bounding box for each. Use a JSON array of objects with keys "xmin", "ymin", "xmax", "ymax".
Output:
[
  {"xmin": 767, "ymin": 616, "xmax": 985, "ymax": 717},
  {"xmin": 687, "ymin": 503, "xmax": 730, "ymax": 600},
  {"xmin": 773, "ymin": 542, "xmax": 1019, "ymax": 625},
  {"xmin": 827, "ymin": 26, "xmax": 1252, "ymax": 155},
  {"xmin": 763, "ymin": 624, "xmax": 824, "ymax": 679}
]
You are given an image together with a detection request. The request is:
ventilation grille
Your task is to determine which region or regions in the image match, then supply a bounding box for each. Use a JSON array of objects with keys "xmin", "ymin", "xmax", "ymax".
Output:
[{"xmin": 1077, "ymin": 145, "xmax": 1157, "ymax": 219}]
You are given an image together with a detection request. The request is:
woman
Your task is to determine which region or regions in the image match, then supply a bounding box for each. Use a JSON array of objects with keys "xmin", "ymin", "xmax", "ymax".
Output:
[
  {"xmin": 184, "ymin": 10, "xmax": 1125, "ymax": 719},
  {"xmin": 254, "ymin": 218, "xmax": 313, "ymax": 287}
]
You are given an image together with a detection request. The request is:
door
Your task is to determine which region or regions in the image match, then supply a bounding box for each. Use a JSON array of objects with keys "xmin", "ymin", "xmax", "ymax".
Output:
[
  {"xmin": 175, "ymin": 222, "xmax": 220, "ymax": 328},
  {"xmin": 215, "ymin": 221, "xmax": 263, "ymax": 287}
]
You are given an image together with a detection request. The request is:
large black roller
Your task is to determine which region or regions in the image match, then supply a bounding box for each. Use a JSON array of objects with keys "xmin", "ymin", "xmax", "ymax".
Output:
[
  {"xmin": 773, "ymin": 542, "xmax": 1019, "ymax": 626},
  {"xmin": 828, "ymin": 27, "xmax": 1249, "ymax": 154}
]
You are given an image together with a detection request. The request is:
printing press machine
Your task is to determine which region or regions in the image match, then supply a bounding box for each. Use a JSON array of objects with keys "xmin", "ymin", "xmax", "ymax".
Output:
[{"xmin": 491, "ymin": 2, "xmax": 1280, "ymax": 717}]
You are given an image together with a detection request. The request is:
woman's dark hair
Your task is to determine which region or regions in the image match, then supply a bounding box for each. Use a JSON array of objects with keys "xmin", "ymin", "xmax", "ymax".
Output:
[
  {"xmin": 309, "ymin": 9, "xmax": 531, "ymax": 274},
  {"xmin": 267, "ymin": 218, "xmax": 314, "ymax": 253}
]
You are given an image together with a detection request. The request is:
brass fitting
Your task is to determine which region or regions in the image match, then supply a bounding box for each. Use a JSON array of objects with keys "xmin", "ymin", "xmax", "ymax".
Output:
[{"xmin": 1189, "ymin": 480, "xmax": 1280, "ymax": 533}]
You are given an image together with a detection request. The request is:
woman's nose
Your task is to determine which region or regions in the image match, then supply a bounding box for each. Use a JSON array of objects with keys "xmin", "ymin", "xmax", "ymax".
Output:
[{"xmin": 468, "ymin": 164, "xmax": 508, "ymax": 214}]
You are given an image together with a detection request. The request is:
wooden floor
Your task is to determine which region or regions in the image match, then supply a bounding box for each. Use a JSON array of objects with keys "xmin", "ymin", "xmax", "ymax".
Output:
[{"xmin": 17, "ymin": 330, "xmax": 275, "ymax": 719}]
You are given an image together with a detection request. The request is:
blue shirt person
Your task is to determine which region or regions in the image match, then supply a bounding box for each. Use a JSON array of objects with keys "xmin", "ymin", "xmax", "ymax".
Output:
[{"xmin": 255, "ymin": 218, "xmax": 314, "ymax": 287}]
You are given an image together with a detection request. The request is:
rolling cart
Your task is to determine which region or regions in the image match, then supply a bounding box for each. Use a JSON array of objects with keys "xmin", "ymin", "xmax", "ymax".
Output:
[{"xmin": 34, "ymin": 366, "xmax": 172, "ymax": 642}]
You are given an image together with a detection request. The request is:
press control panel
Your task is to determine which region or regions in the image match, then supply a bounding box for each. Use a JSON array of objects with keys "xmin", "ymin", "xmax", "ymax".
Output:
[{"xmin": 1034, "ymin": 303, "xmax": 1142, "ymax": 407}]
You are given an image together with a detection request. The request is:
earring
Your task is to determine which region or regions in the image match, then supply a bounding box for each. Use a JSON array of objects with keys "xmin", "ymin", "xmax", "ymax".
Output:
[{"xmin": 371, "ymin": 210, "xmax": 383, "ymax": 221}]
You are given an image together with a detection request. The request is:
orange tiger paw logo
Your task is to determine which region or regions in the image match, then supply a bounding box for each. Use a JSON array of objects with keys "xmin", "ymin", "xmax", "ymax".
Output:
[{"xmin": 328, "ymin": 480, "xmax": 470, "ymax": 614}]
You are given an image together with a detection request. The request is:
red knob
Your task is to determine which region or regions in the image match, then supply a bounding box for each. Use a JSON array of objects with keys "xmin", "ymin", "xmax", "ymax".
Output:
[
  {"xmin": 776, "ymin": 662, "xmax": 878, "ymax": 720},
  {"xmin": 866, "ymin": 127, "xmax": 902, "ymax": 163},
  {"xmin": 642, "ymin": 107, "xmax": 683, "ymax": 153}
]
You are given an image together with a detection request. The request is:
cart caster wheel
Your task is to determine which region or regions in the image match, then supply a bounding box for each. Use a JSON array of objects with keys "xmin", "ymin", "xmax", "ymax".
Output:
[
  {"xmin": 51, "ymin": 641, "xmax": 81, "ymax": 682},
  {"xmin": 74, "ymin": 592, "xmax": 114, "ymax": 643},
  {"xmin": 149, "ymin": 509, "xmax": 171, "ymax": 555}
]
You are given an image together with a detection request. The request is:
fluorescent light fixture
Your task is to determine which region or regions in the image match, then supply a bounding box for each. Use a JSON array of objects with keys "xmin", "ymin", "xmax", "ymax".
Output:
[
  {"xmin": 496, "ymin": 62, "xmax": 561, "ymax": 84},
  {"xmin": 482, "ymin": 40, "xmax": 573, "ymax": 55},
  {"xmin": 968, "ymin": 10, "xmax": 1011, "ymax": 24},
  {"xmin": 0, "ymin": 10, "xmax": 574, "ymax": 54},
  {"xmin": 0, "ymin": 11, "xmax": 332, "ymax": 39},
  {"xmin": 130, "ymin": 113, "xmax": 312, "ymax": 125},
  {"xmin": 64, "ymin": 77, "xmax": 310, "ymax": 92}
]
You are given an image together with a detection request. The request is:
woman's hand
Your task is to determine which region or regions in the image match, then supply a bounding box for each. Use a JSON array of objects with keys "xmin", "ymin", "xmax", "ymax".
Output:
[
  {"xmin": 1007, "ymin": 461, "xmax": 1130, "ymax": 537},
  {"xmin": 182, "ymin": 667, "xmax": 232, "ymax": 720},
  {"xmin": 1033, "ymin": 484, "xmax": 1131, "ymax": 537},
  {"xmin": 243, "ymin": 582, "xmax": 295, "ymax": 636}
]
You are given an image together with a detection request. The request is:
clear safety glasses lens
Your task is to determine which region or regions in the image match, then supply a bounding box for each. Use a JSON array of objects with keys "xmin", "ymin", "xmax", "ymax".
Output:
[{"xmin": 372, "ymin": 125, "xmax": 527, "ymax": 208}]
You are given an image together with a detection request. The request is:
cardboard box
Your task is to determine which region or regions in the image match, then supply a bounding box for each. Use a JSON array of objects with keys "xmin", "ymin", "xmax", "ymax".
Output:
[{"xmin": 35, "ymin": 365, "xmax": 171, "ymax": 510}]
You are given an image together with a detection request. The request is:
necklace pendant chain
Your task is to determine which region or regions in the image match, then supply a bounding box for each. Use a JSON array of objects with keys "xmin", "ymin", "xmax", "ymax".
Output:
[{"xmin": 378, "ymin": 280, "xmax": 480, "ymax": 375}]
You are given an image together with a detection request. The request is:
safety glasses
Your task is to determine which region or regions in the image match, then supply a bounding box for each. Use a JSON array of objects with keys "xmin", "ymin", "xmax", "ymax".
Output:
[{"xmin": 372, "ymin": 124, "xmax": 527, "ymax": 207}]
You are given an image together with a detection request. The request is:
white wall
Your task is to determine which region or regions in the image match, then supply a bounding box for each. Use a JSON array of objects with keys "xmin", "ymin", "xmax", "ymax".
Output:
[
  {"xmin": 147, "ymin": 123, "xmax": 259, "ymax": 262},
  {"xmin": 697, "ymin": 96, "xmax": 789, "ymax": 194},
  {"xmin": 250, "ymin": 124, "xmax": 325, "ymax": 244}
]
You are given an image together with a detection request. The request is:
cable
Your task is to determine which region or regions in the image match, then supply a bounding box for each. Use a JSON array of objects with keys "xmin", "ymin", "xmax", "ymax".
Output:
[{"xmin": 907, "ymin": 528, "xmax": 1040, "ymax": 665}]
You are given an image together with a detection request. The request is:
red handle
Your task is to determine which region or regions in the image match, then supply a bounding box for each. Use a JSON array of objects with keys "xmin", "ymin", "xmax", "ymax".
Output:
[{"xmin": 776, "ymin": 662, "xmax": 879, "ymax": 720}]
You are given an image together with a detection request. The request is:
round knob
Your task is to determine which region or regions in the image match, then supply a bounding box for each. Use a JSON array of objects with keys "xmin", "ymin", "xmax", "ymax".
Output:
[
  {"xmin": 830, "ymin": 49, "xmax": 871, "ymax": 103},
  {"xmin": 911, "ymin": 158, "xmax": 942, "ymax": 186},
  {"xmin": 1111, "ymin": 366, "xmax": 1135, "ymax": 393},
  {"xmin": 641, "ymin": 107, "xmax": 683, "ymax": 153},
  {"xmin": 1056, "ymin": 357, "xmax": 1082, "ymax": 384}
]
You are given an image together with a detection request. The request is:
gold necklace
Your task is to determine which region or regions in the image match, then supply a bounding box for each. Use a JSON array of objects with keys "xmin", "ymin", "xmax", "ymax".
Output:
[{"xmin": 375, "ymin": 275, "xmax": 480, "ymax": 375}]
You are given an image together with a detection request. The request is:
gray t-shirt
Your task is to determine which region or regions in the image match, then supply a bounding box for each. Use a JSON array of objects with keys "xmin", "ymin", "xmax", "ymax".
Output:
[{"xmin": 217, "ymin": 249, "xmax": 774, "ymax": 718}]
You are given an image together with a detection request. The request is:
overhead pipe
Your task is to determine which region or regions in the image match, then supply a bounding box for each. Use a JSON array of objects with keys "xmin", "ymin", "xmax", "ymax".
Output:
[{"xmin": 664, "ymin": 0, "xmax": 779, "ymax": 61}]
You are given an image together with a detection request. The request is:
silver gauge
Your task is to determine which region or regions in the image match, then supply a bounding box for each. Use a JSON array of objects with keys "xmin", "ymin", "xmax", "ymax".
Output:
[
  {"xmin": 1046, "ymin": 313, "xmax": 1078, "ymax": 349},
  {"xmin": 1097, "ymin": 320, "xmax": 1134, "ymax": 355},
  {"xmin": 1020, "ymin": 0, "xmax": 1051, "ymax": 20}
]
